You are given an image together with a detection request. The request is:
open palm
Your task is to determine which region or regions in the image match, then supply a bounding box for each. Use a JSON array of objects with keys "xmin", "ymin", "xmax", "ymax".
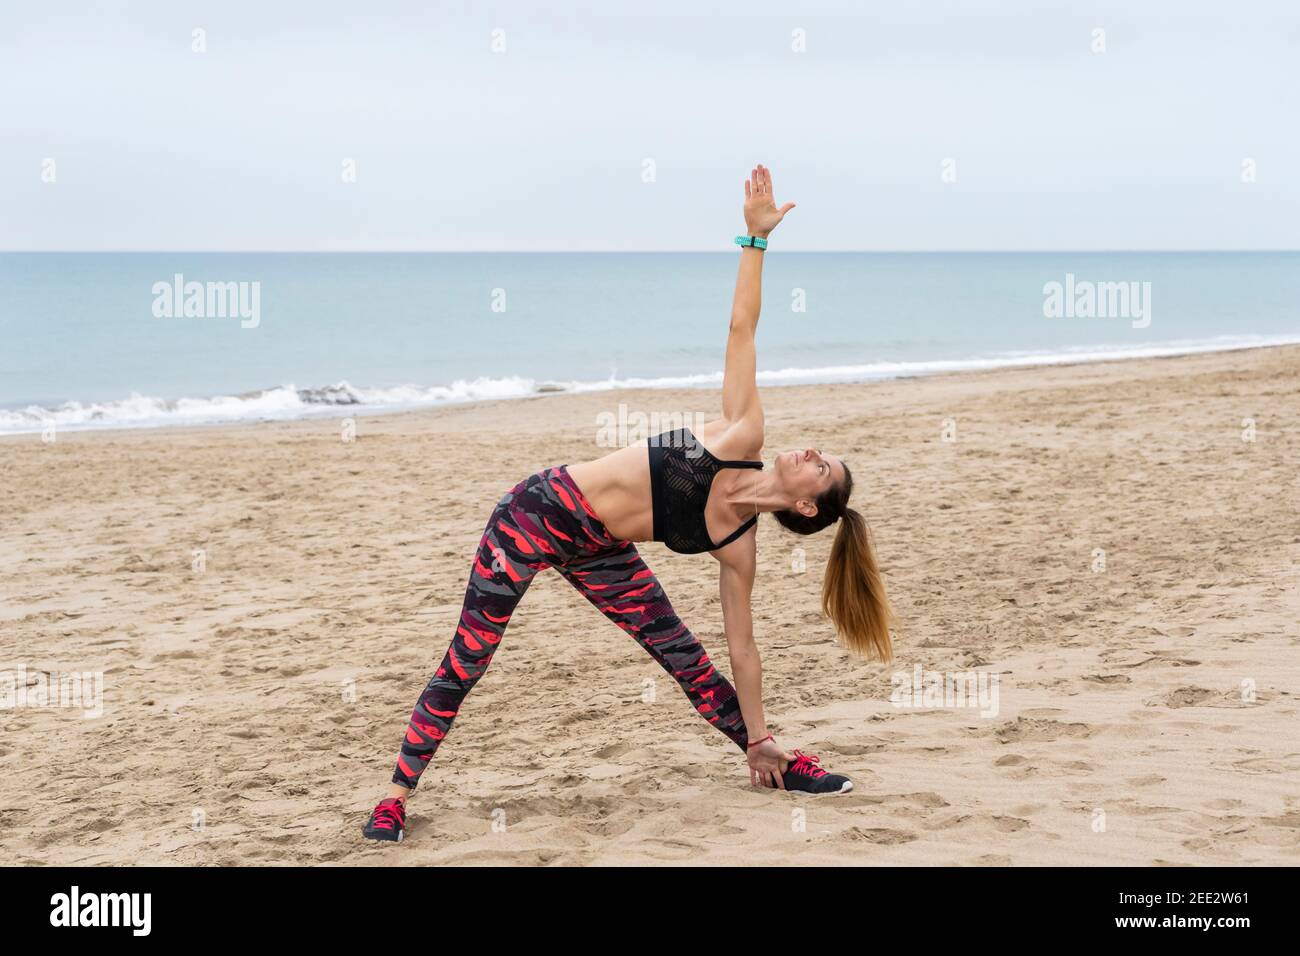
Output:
[{"xmin": 743, "ymin": 164, "xmax": 796, "ymax": 238}]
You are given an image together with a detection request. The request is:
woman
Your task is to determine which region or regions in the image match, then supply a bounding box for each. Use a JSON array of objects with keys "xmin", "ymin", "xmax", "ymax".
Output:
[{"xmin": 363, "ymin": 165, "xmax": 892, "ymax": 842}]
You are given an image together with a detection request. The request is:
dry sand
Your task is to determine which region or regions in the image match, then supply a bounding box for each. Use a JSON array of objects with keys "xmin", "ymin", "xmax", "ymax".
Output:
[{"xmin": 2, "ymin": 345, "xmax": 1298, "ymax": 866}]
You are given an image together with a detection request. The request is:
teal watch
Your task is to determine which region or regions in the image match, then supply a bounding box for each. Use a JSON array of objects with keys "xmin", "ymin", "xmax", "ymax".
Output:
[{"xmin": 734, "ymin": 235, "xmax": 768, "ymax": 250}]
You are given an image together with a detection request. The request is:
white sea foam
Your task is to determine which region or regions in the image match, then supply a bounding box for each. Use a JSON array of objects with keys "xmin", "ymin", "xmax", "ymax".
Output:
[{"xmin": 3, "ymin": 334, "xmax": 1297, "ymax": 435}]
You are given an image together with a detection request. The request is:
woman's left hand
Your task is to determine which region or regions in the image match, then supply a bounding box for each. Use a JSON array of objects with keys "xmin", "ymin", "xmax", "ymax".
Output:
[{"xmin": 743, "ymin": 164, "xmax": 796, "ymax": 238}]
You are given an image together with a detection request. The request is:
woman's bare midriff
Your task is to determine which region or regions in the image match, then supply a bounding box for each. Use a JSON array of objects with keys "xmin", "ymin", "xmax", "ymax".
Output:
[{"xmin": 565, "ymin": 443, "xmax": 653, "ymax": 542}]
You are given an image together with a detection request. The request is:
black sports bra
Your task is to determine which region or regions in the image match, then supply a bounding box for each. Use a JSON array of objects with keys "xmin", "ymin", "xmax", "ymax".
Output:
[{"xmin": 647, "ymin": 427, "xmax": 763, "ymax": 554}]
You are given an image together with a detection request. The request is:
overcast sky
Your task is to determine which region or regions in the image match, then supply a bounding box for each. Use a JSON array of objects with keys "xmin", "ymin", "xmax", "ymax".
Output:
[{"xmin": 2, "ymin": 0, "xmax": 1297, "ymax": 251}]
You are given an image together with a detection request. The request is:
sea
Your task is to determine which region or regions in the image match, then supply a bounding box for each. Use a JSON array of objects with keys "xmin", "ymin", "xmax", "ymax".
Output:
[{"xmin": 1, "ymin": 251, "xmax": 1296, "ymax": 434}]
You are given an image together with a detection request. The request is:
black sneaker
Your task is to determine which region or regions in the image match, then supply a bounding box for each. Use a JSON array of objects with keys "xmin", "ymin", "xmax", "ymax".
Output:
[
  {"xmin": 362, "ymin": 798, "xmax": 407, "ymax": 842},
  {"xmin": 782, "ymin": 750, "xmax": 853, "ymax": 794}
]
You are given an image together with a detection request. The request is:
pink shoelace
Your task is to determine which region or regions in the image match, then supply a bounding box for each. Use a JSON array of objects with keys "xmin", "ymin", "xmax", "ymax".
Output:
[
  {"xmin": 371, "ymin": 800, "xmax": 405, "ymax": 831},
  {"xmin": 788, "ymin": 750, "xmax": 828, "ymax": 779}
]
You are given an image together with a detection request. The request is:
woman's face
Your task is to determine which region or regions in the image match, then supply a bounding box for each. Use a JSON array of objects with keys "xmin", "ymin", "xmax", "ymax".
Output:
[{"xmin": 774, "ymin": 447, "xmax": 844, "ymax": 512}]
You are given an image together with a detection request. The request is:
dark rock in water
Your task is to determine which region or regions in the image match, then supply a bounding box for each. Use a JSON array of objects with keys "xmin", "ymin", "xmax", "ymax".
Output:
[{"xmin": 297, "ymin": 384, "xmax": 361, "ymax": 405}]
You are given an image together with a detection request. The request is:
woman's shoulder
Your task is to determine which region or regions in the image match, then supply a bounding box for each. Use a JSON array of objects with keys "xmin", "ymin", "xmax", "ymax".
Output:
[{"xmin": 698, "ymin": 415, "xmax": 764, "ymax": 460}]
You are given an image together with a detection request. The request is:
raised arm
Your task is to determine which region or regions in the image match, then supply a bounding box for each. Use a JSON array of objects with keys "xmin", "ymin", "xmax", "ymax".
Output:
[{"xmin": 721, "ymin": 164, "xmax": 795, "ymax": 426}]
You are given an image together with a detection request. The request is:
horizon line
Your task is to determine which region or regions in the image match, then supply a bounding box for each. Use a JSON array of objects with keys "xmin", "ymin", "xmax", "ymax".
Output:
[{"xmin": 3, "ymin": 248, "xmax": 1299, "ymax": 255}]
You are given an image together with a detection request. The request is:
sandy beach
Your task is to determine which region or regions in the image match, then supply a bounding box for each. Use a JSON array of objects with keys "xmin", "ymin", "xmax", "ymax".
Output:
[{"xmin": 2, "ymin": 344, "xmax": 1298, "ymax": 866}]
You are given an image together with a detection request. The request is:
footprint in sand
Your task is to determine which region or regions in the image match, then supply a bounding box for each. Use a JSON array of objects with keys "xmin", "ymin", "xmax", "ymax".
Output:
[
  {"xmin": 991, "ymin": 815, "xmax": 1031, "ymax": 832},
  {"xmin": 1116, "ymin": 655, "xmax": 1201, "ymax": 669},
  {"xmin": 994, "ymin": 717, "xmax": 1095, "ymax": 744},
  {"xmin": 894, "ymin": 791, "xmax": 948, "ymax": 808},
  {"xmin": 1107, "ymin": 722, "xmax": 1158, "ymax": 739},
  {"xmin": 591, "ymin": 741, "xmax": 634, "ymax": 760},
  {"xmin": 820, "ymin": 739, "xmax": 889, "ymax": 756},
  {"xmin": 840, "ymin": 826, "xmax": 918, "ymax": 845},
  {"xmin": 1260, "ymin": 811, "xmax": 1300, "ymax": 830},
  {"xmin": 1223, "ymin": 754, "xmax": 1300, "ymax": 774},
  {"xmin": 1125, "ymin": 774, "xmax": 1165, "ymax": 787},
  {"xmin": 1204, "ymin": 798, "xmax": 1245, "ymax": 810},
  {"xmin": 1154, "ymin": 686, "xmax": 1219, "ymax": 709},
  {"xmin": 861, "ymin": 791, "xmax": 948, "ymax": 809}
]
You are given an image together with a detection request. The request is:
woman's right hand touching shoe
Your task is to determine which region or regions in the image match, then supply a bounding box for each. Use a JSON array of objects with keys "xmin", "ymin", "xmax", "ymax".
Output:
[{"xmin": 747, "ymin": 736, "xmax": 795, "ymax": 789}]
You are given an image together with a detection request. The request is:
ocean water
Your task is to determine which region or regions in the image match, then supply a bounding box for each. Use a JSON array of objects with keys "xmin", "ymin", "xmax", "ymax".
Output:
[{"xmin": 1, "ymin": 252, "xmax": 1297, "ymax": 434}]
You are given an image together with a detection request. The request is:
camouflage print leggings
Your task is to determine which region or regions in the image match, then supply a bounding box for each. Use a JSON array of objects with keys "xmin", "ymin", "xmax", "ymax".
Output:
[{"xmin": 391, "ymin": 465, "xmax": 749, "ymax": 789}]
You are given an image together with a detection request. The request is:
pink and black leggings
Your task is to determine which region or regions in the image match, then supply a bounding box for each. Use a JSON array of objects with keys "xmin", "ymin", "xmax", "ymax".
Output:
[{"xmin": 391, "ymin": 465, "xmax": 749, "ymax": 790}]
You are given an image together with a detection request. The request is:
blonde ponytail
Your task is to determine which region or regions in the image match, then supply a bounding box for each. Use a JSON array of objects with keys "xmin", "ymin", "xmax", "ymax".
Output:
[{"xmin": 822, "ymin": 508, "xmax": 892, "ymax": 661}]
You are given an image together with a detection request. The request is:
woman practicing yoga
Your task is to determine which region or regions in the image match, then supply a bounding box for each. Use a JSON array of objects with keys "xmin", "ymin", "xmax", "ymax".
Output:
[{"xmin": 364, "ymin": 165, "xmax": 892, "ymax": 842}]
